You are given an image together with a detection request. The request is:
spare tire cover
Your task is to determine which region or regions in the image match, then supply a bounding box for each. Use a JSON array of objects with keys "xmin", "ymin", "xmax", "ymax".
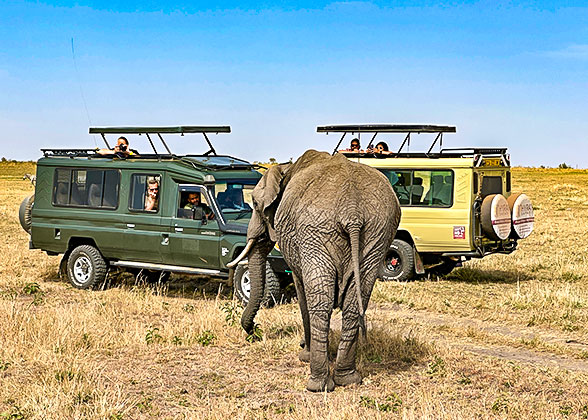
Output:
[
  {"xmin": 507, "ymin": 193, "xmax": 534, "ymax": 239},
  {"xmin": 480, "ymin": 194, "xmax": 511, "ymax": 241},
  {"xmin": 18, "ymin": 194, "xmax": 35, "ymax": 234}
]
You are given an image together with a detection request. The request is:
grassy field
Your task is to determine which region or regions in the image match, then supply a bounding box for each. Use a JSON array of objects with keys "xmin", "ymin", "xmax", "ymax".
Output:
[{"xmin": 1, "ymin": 162, "xmax": 588, "ymax": 419}]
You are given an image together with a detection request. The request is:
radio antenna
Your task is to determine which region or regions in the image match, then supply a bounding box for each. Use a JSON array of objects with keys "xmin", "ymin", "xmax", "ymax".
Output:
[{"xmin": 71, "ymin": 37, "xmax": 97, "ymax": 147}]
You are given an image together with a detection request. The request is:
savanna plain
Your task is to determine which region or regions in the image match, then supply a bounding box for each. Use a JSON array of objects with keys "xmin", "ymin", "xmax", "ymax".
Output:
[{"xmin": 1, "ymin": 161, "xmax": 588, "ymax": 419}]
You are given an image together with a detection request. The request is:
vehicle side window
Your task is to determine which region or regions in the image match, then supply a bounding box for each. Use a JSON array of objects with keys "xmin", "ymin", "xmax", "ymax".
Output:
[
  {"xmin": 52, "ymin": 168, "xmax": 120, "ymax": 209},
  {"xmin": 176, "ymin": 186, "xmax": 215, "ymax": 220},
  {"xmin": 130, "ymin": 174, "xmax": 161, "ymax": 212},
  {"xmin": 377, "ymin": 169, "xmax": 453, "ymax": 207},
  {"xmin": 389, "ymin": 171, "xmax": 411, "ymax": 205},
  {"xmin": 419, "ymin": 170, "xmax": 453, "ymax": 206}
]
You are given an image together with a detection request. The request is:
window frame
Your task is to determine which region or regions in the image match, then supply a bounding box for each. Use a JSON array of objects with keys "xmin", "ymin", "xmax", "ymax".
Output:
[
  {"xmin": 51, "ymin": 167, "xmax": 121, "ymax": 210},
  {"xmin": 128, "ymin": 173, "xmax": 163, "ymax": 214},
  {"xmin": 211, "ymin": 179, "xmax": 256, "ymax": 217},
  {"xmin": 175, "ymin": 184, "xmax": 223, "ymax": 223},
  {"xmin": 378, "ymin": 168, "xmax": 455, "ymax": 208}
]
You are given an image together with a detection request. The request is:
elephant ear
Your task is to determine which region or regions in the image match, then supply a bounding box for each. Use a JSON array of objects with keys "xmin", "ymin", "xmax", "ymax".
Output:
[{"xmin": 249, "ymin": 163, "xmax": 290, "ymax": 242}]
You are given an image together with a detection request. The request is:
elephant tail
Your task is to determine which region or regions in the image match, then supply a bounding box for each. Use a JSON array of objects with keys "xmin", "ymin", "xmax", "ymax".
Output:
[{"xmin": 348, "ymin": 225, "xmax": 366, "ymax": 339}]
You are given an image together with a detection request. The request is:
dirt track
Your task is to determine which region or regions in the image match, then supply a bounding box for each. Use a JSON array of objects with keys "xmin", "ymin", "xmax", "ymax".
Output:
[{"xmin": 331, "ymin": 304, "xmax": 588, "ymax": 373}]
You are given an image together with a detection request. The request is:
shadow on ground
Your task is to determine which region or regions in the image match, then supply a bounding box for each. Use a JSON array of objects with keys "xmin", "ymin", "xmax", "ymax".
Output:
[
  {"xmin": 442, "ymin": 266, "xmax": 531, "ymax": 284},
  {"xmin": 328, "ymin": 326, "xmax": 432, "ymax": 376}
]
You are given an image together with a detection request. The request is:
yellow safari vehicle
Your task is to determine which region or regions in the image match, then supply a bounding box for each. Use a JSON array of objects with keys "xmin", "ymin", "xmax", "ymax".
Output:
[{"xmin": 318, "ymin": 124, "xmax": 535, "ymax": 281}]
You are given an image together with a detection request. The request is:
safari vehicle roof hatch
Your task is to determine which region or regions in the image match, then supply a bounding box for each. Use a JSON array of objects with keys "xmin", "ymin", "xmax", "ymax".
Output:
[
  {"xmin": 40, "ymin": 126, "xmax": 258, "ymax": 167},
  {"xmin": 88, "ymin": 125, "xmax": 231, "ymax": 156},
  {"xmin": 318, "ymin": 124, "xmax": 509, "ymax": 164},
  {"xmin": 40, "ymin": 125, "xmax": 262, "ymax": 169},
  {"xmin": 317, "ymin": 124, "xmax": 457, "ymax": 155}
]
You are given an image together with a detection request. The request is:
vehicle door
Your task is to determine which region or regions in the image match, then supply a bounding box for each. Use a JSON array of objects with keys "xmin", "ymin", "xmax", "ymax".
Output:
[
  {"xmin": 122, "ymin": 172, "xmax": 166, "ymax": 263},
  {"xmin": 167, "ymin": 184, "xmax": 220, "ymax": 269}
]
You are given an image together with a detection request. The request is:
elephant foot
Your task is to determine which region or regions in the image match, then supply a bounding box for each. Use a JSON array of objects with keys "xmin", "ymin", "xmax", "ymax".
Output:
[
  {"xmin": 306, "ymin": 375, "xmax": 335, "ymax": 393},
  {"xmin": 298, "ymin": 347, "xmax": 310, "ymax": 363},
  {"xmin": 333, "ymin": 369, "xmax": 362, "ymax": 387}
]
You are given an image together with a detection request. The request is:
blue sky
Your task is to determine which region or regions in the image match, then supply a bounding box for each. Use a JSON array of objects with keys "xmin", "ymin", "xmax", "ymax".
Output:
[{"xmin": 1, "ymin": 1, "xmax": 587, "ymax": 166}]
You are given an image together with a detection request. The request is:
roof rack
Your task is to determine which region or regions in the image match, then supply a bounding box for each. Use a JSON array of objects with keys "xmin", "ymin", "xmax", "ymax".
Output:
[
  {"xmin": 88, "ymin": 125, "xmax": 231, "ymax": 156},
  {"xmin": 41, "ymin": 148, "xmax": 99, "ymax": 157},
  {"xmin": 440, "ymin": 147, "xmax": 507, "ymax": 155},
  {"xmin": 317, "ymin": 124, "xmax": 457, "ymax": 154},
  {"xmin": 337, "ymin": 147, "xmax": 510, "ymax": 166},
  {"xmin": 39, "ymin": 149, "xmax": 263, "ymax": 169}
]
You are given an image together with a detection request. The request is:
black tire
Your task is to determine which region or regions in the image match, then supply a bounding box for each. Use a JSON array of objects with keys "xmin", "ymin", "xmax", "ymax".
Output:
[
  {"xmin": 234, "ymin": 262, "xmax": 281, "ymax": 307},
  {"xmin": 380, "ymin": 239, "xmax": 415, "ymax": 282},
  {"xmin": 66, "ymin": 245, "xmax": 107, "ymax": 289},
  {"xmin": 428, "ymin": 258, "xmax": 458, "ymax": 278},
  {"xmin": 18, "ymin": 194, "xmax": 34, "ymax": 234}
]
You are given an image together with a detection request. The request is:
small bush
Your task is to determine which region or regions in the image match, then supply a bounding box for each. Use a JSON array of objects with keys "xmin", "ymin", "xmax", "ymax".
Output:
[
  {"xmin": 246, "ymin": 324, "xmax": 263, "ymax": 343},
  {"xmin": 426, "ymin": 356, "xmax": 446, "ymax": 376},
  {"xmin": 220, "ymin": 302, "xmax": 241, "ymax": 326},
  {"xmin": 196, "ymin": 330, "xmax": 216, "ymax": 346},
  {"xmin": 360, "ymin": 394, "xmax": 402, "ymax": 412},
  {"xmin": 22, "ymin": 282, "xmax": 41, "ymax": 295},
  {"xmin": 145, "ymin": 327, "xmax": 163, "ymax": 345}
]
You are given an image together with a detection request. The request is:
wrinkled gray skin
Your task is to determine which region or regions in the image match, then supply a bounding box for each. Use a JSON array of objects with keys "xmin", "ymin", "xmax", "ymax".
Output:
[{"xmin": 242, "ymin": 150, "xmax": 401, "ymax": 392}]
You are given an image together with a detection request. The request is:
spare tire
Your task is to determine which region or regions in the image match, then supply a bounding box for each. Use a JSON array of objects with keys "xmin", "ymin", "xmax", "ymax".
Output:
[
  {"xmin": 480, "ymin": 194, "xmax": 511, "ymax": 241},
  {"xmin": 18, "ymin": 194, "xmax": 35, "ymax": 234},
  {"xmin": 507, "ymin": 193, "xmax": 534, "ymax": 239}
]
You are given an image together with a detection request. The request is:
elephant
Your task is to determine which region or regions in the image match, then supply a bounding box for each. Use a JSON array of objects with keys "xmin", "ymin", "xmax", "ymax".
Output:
[{"xmin": 228, "ymin": 150, "xmax": 401, "ymax": 392}]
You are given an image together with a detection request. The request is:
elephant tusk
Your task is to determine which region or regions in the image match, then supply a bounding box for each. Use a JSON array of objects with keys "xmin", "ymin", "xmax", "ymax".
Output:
[{"xmin": 227, "ymin": 239, "xmax": 255, "ymax": 268}]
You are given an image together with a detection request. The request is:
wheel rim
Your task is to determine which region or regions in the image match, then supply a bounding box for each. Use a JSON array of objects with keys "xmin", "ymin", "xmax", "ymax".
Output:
[
  {"xmin": 73, "ymin": 255, "xmax": 92, "ymax": 285},
  {"xmin": 385, "ymin": 251, "xmax": 402, "ymax": 274},
  {"xmin": 240, "ymin": 269, "xmax": 251, "ymax": 300}
]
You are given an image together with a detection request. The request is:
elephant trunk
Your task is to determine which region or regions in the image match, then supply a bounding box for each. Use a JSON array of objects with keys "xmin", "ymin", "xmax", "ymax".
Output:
[{"xmin": 241, "ymin": 239, "xmax": 274, "ymax": 334}]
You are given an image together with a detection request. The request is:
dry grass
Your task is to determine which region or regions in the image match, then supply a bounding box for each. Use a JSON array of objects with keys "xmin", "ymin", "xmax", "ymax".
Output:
[{"xmin": 2, "ymin": 163, "xmax": 588, "ymax": 419}]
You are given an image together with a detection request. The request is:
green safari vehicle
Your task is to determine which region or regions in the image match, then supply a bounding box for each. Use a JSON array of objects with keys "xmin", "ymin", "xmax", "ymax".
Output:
[{"xmin": 19, "ymin": 126, "xmax": 289, "ymax": 305}]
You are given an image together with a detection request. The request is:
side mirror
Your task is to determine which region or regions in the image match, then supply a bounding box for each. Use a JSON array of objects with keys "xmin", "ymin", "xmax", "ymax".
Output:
[
  {"xmin": 192, "ymin": 207, "xmax": 204, "ymax": 221},
  {"xmin": 203, "ymin": 175, "xmax": 215, "ymax": 187}
]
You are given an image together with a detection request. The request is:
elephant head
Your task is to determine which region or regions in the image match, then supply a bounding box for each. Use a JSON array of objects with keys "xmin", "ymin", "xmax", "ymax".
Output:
[
  {"xmin": 228, "ymin": 162, "xmax": 291, "ymax": 334},
  {"xmin": 228, "ymin": 150, "xmax": 330, "ymax": 334}
]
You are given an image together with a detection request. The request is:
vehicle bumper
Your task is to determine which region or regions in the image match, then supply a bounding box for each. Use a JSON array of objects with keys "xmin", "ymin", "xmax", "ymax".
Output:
[{"xmin": 441, "ymin": 239, "xmax": 518, "ymax": 258}]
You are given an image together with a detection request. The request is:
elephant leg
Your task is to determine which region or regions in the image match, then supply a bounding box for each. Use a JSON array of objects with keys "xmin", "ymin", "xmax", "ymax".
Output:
[
  {"xmin": 305, "ymin": 269, "xmax": 336, "ymax": 393},
  {"xmin": 334, "ymin": 269, "xmax": 378, "ymax": 386},
  {"xmin": 293, "ymin": 273, "xmax": 311, "ymax": 363},
  {"xmin": 333, "ymin": 282, "xmax": 362, "ymax": 386}
]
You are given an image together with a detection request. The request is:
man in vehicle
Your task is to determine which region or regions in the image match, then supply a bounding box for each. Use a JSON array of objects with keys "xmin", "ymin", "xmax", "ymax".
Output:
[
  {"xmin": 184, "ymin": 192, "xmax": 214, "ymax": 219},
  {"xmin": 96, "ymin": 136, "xmax": 137, "ymax": 157},
  {"xmin": 144, "ymin": 179, "xmax": 159, "ymax": 211}
]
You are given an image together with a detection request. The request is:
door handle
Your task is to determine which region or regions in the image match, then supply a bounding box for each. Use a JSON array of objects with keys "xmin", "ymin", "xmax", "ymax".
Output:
[
  {"xmin": 175, "ymin": 227, "xmax": 184, "ymax": 233},
  {"xmin": 161, "ymin": 234, "xmax": 169, "ymax": 245},
  {"xmin": 126, "ymin": 224, "xmax": 135, "ymax": 229}
]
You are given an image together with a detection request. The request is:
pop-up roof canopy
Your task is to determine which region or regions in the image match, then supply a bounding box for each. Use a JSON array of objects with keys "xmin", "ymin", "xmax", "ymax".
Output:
[
  {"xmin": 316, "ymin": 124, "xmax": 456, "ymax": 134},
  {"xmin": 317, "ymin": 124, "xmax": 457, "ymax": 155},
  {"xmin": 88, "ymin": 125, "xmax": 231, "ymax": 156},
  {"xmin": 89, "ymin": 126, "xmax": 231, "ymax": 135}
]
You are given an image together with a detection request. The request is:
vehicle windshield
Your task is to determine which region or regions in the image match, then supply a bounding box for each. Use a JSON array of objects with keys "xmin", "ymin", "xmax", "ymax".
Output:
[{"xmin": 212, "ymin": 180, "xmax": 256, "ymax": 220}]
